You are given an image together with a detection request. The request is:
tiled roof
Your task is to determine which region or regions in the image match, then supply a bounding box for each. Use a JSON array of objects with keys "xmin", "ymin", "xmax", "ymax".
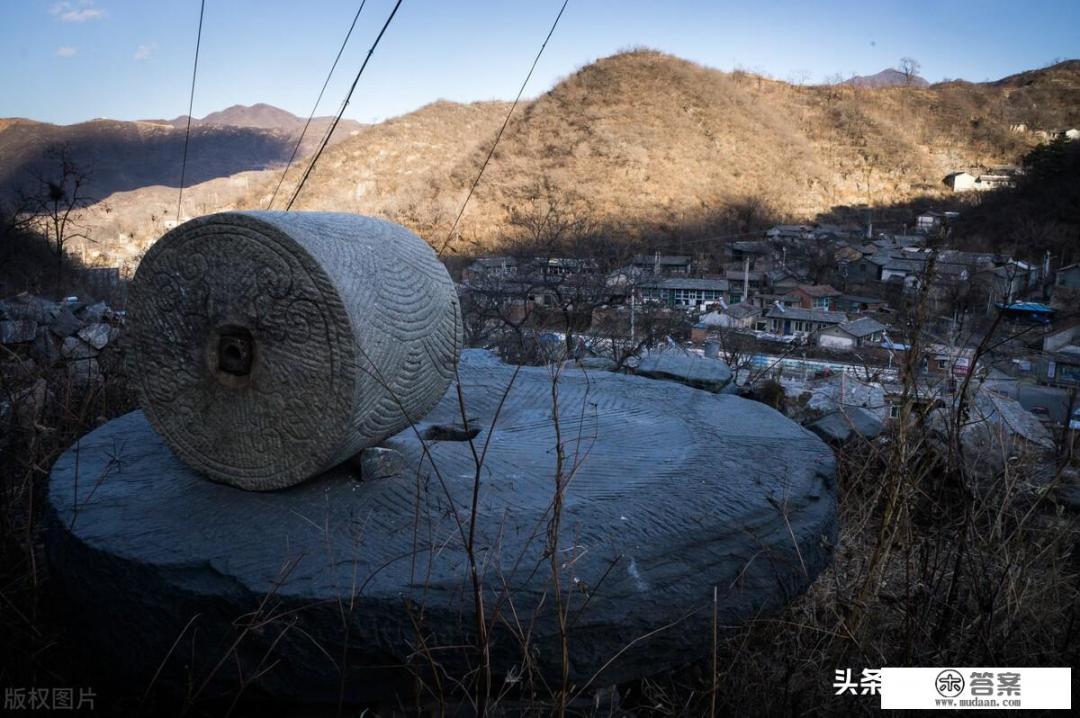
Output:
[
  {"xmin": 837, "ymin": 316, "xmax": 887, "ymax": 337},
  {"xmin": 639, "ymin": 277, "xmax": 730, "ymax": 291},
  {"xmin": 792, "ymin": 284, "xmax": 841, "ymax": 297},
  {"xmin": 765, "ymin": 306, "xmax": 847, "ymax": 323}
]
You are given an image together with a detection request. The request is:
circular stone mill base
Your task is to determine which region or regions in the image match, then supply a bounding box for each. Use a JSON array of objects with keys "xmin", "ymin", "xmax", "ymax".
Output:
[{"xmin": 46, "ymin": 350, "xmax": 837, "ymax": 705}]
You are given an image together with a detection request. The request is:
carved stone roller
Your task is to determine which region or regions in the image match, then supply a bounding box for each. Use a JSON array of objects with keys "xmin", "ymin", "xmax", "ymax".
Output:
[{"xmin": 128, "ymin": 211, "xmax": 461, "ymax": 490}]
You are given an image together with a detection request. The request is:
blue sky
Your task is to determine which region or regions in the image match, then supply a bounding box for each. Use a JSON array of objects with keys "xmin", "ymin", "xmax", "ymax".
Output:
[{"xmin": 2, "ymin": 0, "xmax": 1078, "ymax": 125}]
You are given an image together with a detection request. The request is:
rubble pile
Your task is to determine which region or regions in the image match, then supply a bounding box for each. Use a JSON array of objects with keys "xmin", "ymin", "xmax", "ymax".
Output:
[{"xmin": 0, "ymin": 291, "xmax": 122, "ymax": 387}]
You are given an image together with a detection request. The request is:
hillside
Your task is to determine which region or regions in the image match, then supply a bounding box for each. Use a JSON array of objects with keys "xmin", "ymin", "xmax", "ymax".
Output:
[
  {"xmin": 0, "ymin": 106, "xmax": 363, "ymax": 201},
  {"xmin": 63, "ymin": 51, "xmax": 1080, "ymax": 264},
  {"xmin": 74, "ymin": 101, "xmax": 512, "ymax": 266}
]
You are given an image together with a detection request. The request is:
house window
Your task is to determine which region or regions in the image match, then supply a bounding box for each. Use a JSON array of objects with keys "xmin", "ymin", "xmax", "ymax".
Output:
[
  {"xmin": 755, "ymin": 321, "xmax": 767, "ymax": 331},
  {"xmin": 889, "ymin": 405, "xmax": 901, "ymax": 419},
  {"xmin": 813, "ymin": 297, "xmax": 830, "ymax": 309},
  {"xmin": 937, "ymin": 358, "xmax": 948, "ymax": 369},
  {"xmin": 673, "ymin": 289, "xmax": 705, "ymax": 306}
]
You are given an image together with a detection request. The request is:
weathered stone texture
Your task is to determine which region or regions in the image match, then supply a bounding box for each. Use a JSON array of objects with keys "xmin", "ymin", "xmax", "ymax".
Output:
[
  {"xmin": 46, "ymin": 350, "xmax": 837, "ymax": 703},
  {"xmin": 127, "ymin": 211, "xmax": 462, "ymax": 490}
]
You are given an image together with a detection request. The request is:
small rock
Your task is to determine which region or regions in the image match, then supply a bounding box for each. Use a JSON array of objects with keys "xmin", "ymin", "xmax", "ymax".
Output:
[
  {"xmin": 50, "ymin": 307, "xmax": 84, "ymax": 338},
  {"xmin": 1, "ymin": 356, "xmax": 38, "ymax": 383},
  {"xmin": 636, "ymin": 349, "xmax": 733, "ymax": 393},
  {"xmin": 61, "ymin": 336, "xmax": 98, "ymax": 360},
  {"xmin": 3, "ymin": 293, "xmax": 57, "ymax": 324},
  {"xmin": 13, "ymin": 378, "xmax": 50, "ymax": 429},
  {"xmin": 67, "ymin": 357, "xmax": 102, "ymax": 385},
  {"xmin": 1056, "ymin": 468, "xmax": 1080, "ymax": 512},
  {"xmin": 349, "ymin": 447, "xmax": 406, "ymax": 481},
  {"xmin": 578, "ymin": 356, "xmax": 618, "ymax": 371},
  {"xmin": 78, "ymin": 322, "xmax": 112, "ymax": 350},
  {"xmin": 77, "ymin": 301, "xmax": 108, "ymax": 323},
  {"xmin": 806, "ymin": 406, "xmax": 883, "ymax": 444},
  {"xmin": 31, "ymin": 328, "xmax": 63, "ymax": 366},
  {"xmin": 0, "ymin": 319, "xmax": 38, "ymax": 344}
]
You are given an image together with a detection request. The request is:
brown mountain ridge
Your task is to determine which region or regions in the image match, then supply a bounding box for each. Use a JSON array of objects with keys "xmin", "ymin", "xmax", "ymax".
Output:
[{"xmin": 51, "ymin": 51, "xmax": 1080, "ymax": 265}]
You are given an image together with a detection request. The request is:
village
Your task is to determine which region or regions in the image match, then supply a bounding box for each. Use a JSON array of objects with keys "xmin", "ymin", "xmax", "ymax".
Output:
[{"xmin": 459, "ymin": 201, "xmax": 1080, "ymax": 465}]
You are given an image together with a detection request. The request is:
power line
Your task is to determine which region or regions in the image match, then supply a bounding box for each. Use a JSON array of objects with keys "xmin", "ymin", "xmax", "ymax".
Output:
[
  {"xmin": 267, "ymin": 0, "xmax": 368, "ymax": 210},
  {"xmin": 436, "ymin": 0, "xmax": 571, "ymax": 257},
  {"xmin": 176, "ymin": 0, "xmax": 206, "ymax": 224},
  {"xmin": 285, "ymin": 0, "xmax": 404, "ymax": 211}
]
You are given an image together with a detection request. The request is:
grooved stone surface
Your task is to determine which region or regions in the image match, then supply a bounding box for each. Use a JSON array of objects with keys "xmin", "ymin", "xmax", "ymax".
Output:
[
  {"xmin": 46, "ymin": 350, "xmax": 837, "ymax": 703},
  {"xmin": 636, "ymin": 349, "xmax": 733, "ymax": 393},
  {"xmin": 128, "ymin": 211, "xmax": 461, "ymax": 490}
]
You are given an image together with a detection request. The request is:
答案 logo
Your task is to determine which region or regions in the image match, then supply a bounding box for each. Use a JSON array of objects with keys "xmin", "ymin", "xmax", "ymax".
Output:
[{"xmin": 936, "ymin": 669, "xmax": 965, "ymax": 698}]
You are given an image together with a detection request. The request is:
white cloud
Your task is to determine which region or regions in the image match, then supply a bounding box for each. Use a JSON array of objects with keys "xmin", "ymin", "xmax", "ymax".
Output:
[
  {"xmin": 56, "ymin": 46, "xmax": 78, "ymax": 57},
  {"xmin": 50, "ymin": 1, "xmax": 106, "ymax": 23},
  {"xmin": 134, "ymin": 43, "xmax": 157, "ymax": 61}
]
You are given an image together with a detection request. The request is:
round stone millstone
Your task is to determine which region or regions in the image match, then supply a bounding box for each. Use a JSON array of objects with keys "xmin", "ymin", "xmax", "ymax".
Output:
[
  {"xmin": 46, "ymin": 351, "xmax": 838, "ymax": 703},
  {"xmin": 128, "ymin": 211, "xmax": 461, "ymax": 490}
]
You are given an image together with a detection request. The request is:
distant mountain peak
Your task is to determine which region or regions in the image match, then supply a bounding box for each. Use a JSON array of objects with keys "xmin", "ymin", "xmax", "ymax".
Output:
[
  {"xmin": 844, "ymin": 68, "xmax": 929, "ymax": 88},
  {"xmin": 157, "ymin": 103, "xmax": 305, "ymax": 131}
]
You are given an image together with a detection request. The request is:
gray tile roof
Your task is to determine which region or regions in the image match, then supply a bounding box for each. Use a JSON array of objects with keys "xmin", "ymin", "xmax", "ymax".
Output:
[
  {"xmin": 837, "ymin": 316, "xmax": 887, "ymax": 338},
  {"xmin": 639, "ymin": 277, "xmax": 730, "ymax": 291},
  {"xmin": 765, "ymin": 306, "xmax": 847, "ymax": 323}
]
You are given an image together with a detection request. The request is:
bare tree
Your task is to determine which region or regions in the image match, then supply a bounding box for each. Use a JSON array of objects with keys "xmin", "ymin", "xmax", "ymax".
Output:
[
  {"xmin": 898, "ymin": 57, "xmax": 922, "ymax": 86},
  {"xmin": 822, "ymin": 72, "xmax": 847, "ymax": 105},
  {"xmin": 505, "ymin": 180, "xmax": 596, "ymax": 257},
  {"xmin": 21, "ymin": 143, "xmax": 95, "ymax": 283},
  {"xmin": 710, "ymin": 324, "xmax": 757, "ymax": 385}
]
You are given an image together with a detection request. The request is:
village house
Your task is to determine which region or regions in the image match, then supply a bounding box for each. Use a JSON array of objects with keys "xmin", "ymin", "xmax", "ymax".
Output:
[
  {"xmin": 638, "ymin": 277, "xmax": 730, "ymax": 309},
  {"xmin": 1050, "ymin": 262, "xmax": 1080, "ymax": 309},
  {"xmin": 632, "ymin": 253, "xmax": 693, "ymax": 275},
  {"xmin": 1039, "ymin": 348, "xmax": 1080, "ymax": 388},
  {"xmin": 730, "ymin": 240, "xmax": 773, "ymax": 266},
  {"xmin": 1055, "ymin": 263, "xmax": 1080, "ymax": 290},
  {"xmin": 767, "ymin": 269, "xmax": 802, "ymax": 294},
  {"xmin": 833, "ymin": 294, "xmax": 888, "ymax": 313},
  {"xmin": 533, "ymin": 257, "xmax": 598, "ymax": 277},
  {"xmin": 1037, "ymin": 320, "xmax": 1080, "ymax": 388},
  {"xmin": 973, "ymin": 262, "xmax": 1038, "ymax": 306},
  {"xmin": 840, "ymin": 254, "xmax": 887, "ymax": 283},
  {"xmin": 834, "ymin": 245, "xmax": 864, "ymax": 264},
  {"xmin": 781, "ymin": 284, "xmax": 843, "ymax": 310},
  {"xmin": 915, "ymin": 211, "xmax": 959, "ymax": 234},
  {"xmin": 699, "ymin": 303, "xmax": 760, "ymax": 330},
  {"xmin": 817, "ymin": 316, "xmax": 887, "ymax": 351},
  {"xmin": 463, "ymin": 256, "xmax": 518, "ymax": 283},
  {"xmin": 766, "ymin": 305, "xmax": 846, "ymax": 338},
  {"xmin": 873, "ymin": 235, "xmax": 926, "ymax": 251},
  {"xmin": 723, "ymin": 268, "xmax": 766, "ymax": 302},
  {"xmin": 943, "ymin": 171, "xmax": 1014, "ymax": 192},
  {"xmin": 765, "ymin": 225, "xmax": 814, "ymax": 241},
  {"xmin": 810, "ymin": 224, "xmax": 865, "ymax": 241},
  {"xmin": 922, "ymin": 344, "xmax": 976, "ymax": 379}
]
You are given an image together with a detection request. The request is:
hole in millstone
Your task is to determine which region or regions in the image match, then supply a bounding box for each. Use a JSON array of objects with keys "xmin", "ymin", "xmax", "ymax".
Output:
[{"xmin": 217, "ymin": 327, "xmax": 254, "ymax": 376}]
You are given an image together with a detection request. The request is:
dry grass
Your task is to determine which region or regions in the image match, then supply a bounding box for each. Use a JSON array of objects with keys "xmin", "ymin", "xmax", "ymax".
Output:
[{"xmin": 3, "ymin": 289, "xmax": 1078, "ymax": 715}]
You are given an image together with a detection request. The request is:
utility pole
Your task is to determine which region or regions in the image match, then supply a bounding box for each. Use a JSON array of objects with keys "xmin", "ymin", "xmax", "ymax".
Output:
[{"xmin": 743, "ymin": 256, "xmax": 750, "ymax": 304}]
